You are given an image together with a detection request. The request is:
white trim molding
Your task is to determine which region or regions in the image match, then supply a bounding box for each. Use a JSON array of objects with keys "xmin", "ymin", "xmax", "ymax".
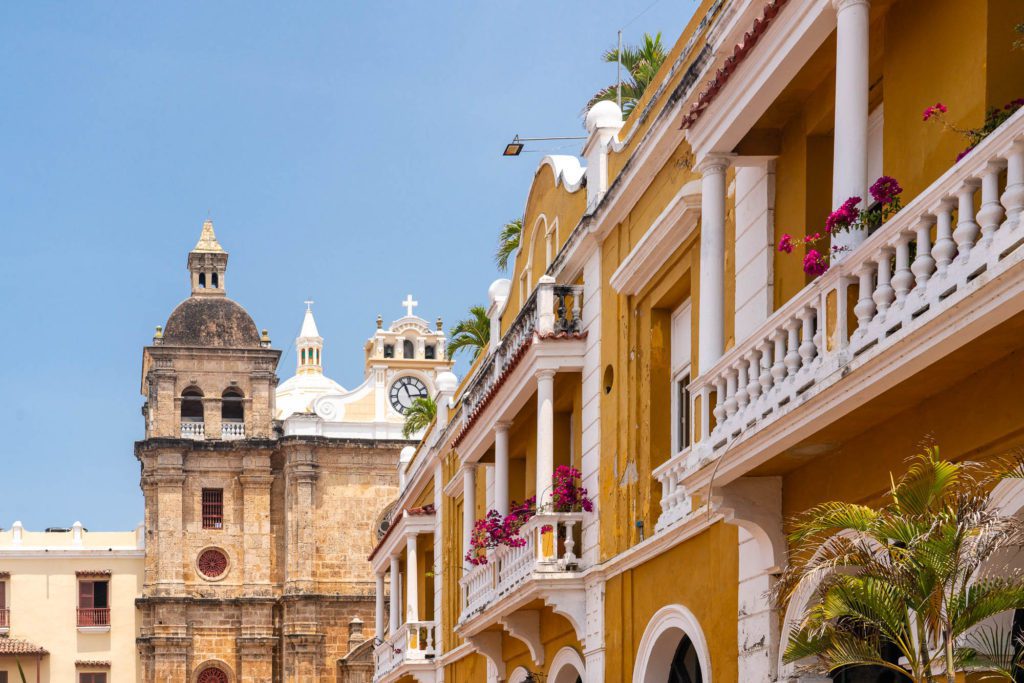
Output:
[
  {"xmin": 632, "ymin": 604, "xmax": 713, "ymax": 683},
  {"xmin": 548, "ymin": 645, "xmax": 586, "ymax": 683}
]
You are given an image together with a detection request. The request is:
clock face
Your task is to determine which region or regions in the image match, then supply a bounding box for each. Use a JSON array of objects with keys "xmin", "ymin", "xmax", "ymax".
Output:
[{"xmin": 389, "ymin": 376, "xmax": 429, "ymax": 414}]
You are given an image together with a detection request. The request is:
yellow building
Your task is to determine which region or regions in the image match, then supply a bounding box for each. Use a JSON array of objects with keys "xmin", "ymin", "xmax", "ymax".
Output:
[
  {"xmin": 0, "ymin": 522, "xmax": 144, "ymax": 683},
  {"xmin": 368, "ymin": 0, "xmax": 1024, "ymax": 681}
]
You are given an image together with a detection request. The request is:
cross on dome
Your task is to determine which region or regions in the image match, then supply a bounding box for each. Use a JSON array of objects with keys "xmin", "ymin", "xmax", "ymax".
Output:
[
  {"xmin": 304, "ymin": 298, "xmax": 315, "ymax": 311},
  {"xmin": 402, "ymin": 294, "xmax": 419, "ymax": 317}
]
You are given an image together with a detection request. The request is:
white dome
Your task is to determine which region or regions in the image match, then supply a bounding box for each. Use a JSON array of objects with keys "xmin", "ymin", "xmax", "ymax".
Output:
[
  {"xmin": 275, "ymin": 372, "xmax": 346, "ymax": 419},
  {"xmin": 585, "ymin": 101, "xmax": 623, "ymax": 133},
  {"xmin": 488, "ymin": 278, "xmax": 511, "ymax": 305},
  {"xmin": 436, "ymin": 371, "xmax": 459, "ymax": 393},
  {"xmin": 399, "ymin": 446, "xmax": 416, "ymax": 463}
]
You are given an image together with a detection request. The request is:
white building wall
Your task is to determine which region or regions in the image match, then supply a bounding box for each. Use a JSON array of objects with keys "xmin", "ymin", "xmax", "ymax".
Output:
[{"xmin": 733, "ymin": 159, "xmax": 777, "ymax": 343}]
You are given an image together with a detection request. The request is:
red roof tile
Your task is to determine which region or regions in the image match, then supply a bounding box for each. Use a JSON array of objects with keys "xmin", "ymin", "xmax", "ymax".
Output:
[{"xmin": 0, "ymin": 638, "xmax": 49, "ymax": 656}]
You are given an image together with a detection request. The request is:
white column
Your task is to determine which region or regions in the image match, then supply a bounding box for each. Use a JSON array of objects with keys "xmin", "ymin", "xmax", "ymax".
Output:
[
  {"xmin": 831, "ymin": 0, "xmax": 871, "ymax": 258},
  {"xmin": 536, "ymin": 370, "xmax": 556, "ymax": 508},
  {"xmin": 698, "ymin": 156, "xmax": 729, "ymax": 374},
  {"xmin": 389, "ymin": 555, "xmax": 401, "ymax": 630},
  {"xmin": 462, "ymin": 465, "xmax": 477, "ymax": 574},
  {"xmin": 494, "ymin": 422, "xmax": 511, "ymax": 515},
  {"xmin": 375, "ymin": 572, "xmax": 385, "ymax": 638},
  {"xmin": 406, "ymin": 534, "xmax": 419, "ymax": 623}
]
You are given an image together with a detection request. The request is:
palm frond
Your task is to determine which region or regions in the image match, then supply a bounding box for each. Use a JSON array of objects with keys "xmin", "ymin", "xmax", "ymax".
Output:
[
  {"xmin": 448, "ymin": 305, "xmax": 490, "ymax": 361},
  {"xmin": 495, "ymin": 218, "xmax": 523, "ymax": 270},
  {"xmin": 402, "ymin": 396, "xmax": 436, "ymax": 439}
]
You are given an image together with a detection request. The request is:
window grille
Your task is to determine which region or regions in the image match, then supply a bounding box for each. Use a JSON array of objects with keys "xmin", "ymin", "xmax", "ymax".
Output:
[{"xmin": 202, "ymin": 488, "xmax": 224, "ymax": 529}]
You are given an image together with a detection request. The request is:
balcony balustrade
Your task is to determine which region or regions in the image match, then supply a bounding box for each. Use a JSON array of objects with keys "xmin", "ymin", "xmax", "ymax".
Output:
[
  {"xmin": 180, "ymin": 421, "xmax": 205, "ymax": 440},
  {"xmin": 373, "ymin": 620, "xmax": 437, "ymax": 681},
  {"xmin": 462, "ymin": 282, "xmax": 583, "ymax": 419},
  {"xmin": 459, "ymin": 512, "xmax": 585, "ymax": 623},
  {"xmin": 77, "ymin": 607, "xmax": 110, "ymax": 628},
  {"xmin": 221, "ymin": 421, "xmax": 245, "ymax": 440},
  {"xmin": 656, "ymin": 108, "xmax": 1024, "ymax": 529}
]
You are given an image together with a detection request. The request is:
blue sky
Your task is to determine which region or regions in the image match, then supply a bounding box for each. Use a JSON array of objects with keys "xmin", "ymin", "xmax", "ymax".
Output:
[{"xmin": 0, "ymin": 2, "xmax": 697, "ymax": 530}]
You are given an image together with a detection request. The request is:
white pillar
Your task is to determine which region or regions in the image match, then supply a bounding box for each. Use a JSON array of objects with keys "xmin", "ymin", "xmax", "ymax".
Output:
[
  {"xmin": 375, "ymin": 572, "xmax": 385, "ymax": 638},
  {"xmin": 831, "ymin": 0, "xmax": 871, "ymax": 259},
  {"xmin": 698, "ymin": 157, "xmax": 729, "ymax": 374},
  {"xmin": 494, "ymin": 422, "xmax": 511, "ymax": 515},
  {"xmin": 406, "ymin": 534, "xmax": 419, "ymax": 623},
  {"xmin": 536, "ymin": 370, "xmax": 556, "ymax": 508},
  {"xmin": 462, "ymin": 465, "xmax": 477, "ymax": 574},
  {"xmin": 389, "ymin": 555, "xmax": 401, "ymax": 630}
]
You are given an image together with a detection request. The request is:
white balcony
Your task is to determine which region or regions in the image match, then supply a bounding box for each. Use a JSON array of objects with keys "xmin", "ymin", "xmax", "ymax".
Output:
[
  {"xmin": 373, "ymin": 620, "xmax": 437, "ymax": 682},
  {"xmin": 180, "ymin": 421, "xmax": 204, "ymax": 440},
  {"xmin": 221, "ymin": 421, "xmax": 245, "ymax": 440},
  {"xmin": 656, "ymin": 108, "xmax": 1024, "ymax": 529},
  {"xmin": 458, "ymin": 512, "xmax": 587, "ymax": 632},
  {"xmin": 461, "ymin": 281, "xmax": 583, "ymax": 421}
]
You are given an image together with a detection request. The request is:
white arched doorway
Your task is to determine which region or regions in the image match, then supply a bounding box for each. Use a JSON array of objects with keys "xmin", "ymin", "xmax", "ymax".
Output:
[
  {"xmin": 548, "ymin": 646, "xmax": 585, "ymax": 683},
  {"xmin": 633, "ymin": 604, "xmax": 711, "ymax": 683},
  {"xmin": 507, "ymin": 666, "xmax": 531, "ymax": 683}
]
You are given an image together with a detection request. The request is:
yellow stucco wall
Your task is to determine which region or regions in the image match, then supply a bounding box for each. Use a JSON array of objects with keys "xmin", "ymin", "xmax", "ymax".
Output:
[
  {"xmin": 0, "ymin": 529, "xmax": 143, "ymax": 683},
  {"xmin": 603, "ymin": 522, "xmax": 739, "ymax": 682}
]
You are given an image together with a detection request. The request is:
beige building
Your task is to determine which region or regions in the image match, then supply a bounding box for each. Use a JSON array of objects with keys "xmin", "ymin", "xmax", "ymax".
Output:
[
  {"xmin": 136, "ymin": 221, "xmax": 453, "ymax": 682},
  {"xmin": 0, "ymin": 521, "xmax": 144, "ymax": 683}
]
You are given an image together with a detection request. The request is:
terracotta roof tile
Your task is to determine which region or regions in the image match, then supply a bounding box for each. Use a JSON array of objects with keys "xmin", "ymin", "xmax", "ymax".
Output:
[{"xmin": 0, "ymin": 638, "xmax": 49, "ymax": 656}]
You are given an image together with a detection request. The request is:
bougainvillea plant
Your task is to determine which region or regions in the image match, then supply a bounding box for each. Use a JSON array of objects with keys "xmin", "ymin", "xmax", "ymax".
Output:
[
  {"xmin": 778, "ymin": 175, "xmax": 903, "ymax": 277},
  {"xmin": 550, "ymin": 465, "xmax": 595, "ymax": 513},
  {"xmin": 465, "ymin": 509, "xmax": 505, "ymax": 566},
  {"xmin": 924, "ymin": 98, "xmax": 1024, "ymax": 160}
]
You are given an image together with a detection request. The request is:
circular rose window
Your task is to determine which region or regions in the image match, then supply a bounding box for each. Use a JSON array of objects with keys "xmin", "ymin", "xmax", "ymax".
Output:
[
  {"xmin": 197, "ymin": 548, "xmax": 228, "ymax": 579},
  {"xmin": 197, "ymin": 667, "xmax": 229, "ymax": 683}
]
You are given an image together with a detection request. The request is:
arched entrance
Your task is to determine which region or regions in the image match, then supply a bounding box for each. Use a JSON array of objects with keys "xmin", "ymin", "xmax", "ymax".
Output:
[
  {"xmin": 548, "ymin": 646, "xmax": 585, "ymax": 683},
  {"xmin": 633, "ymin": 605, "xmax": 712, "ymax": 683}
]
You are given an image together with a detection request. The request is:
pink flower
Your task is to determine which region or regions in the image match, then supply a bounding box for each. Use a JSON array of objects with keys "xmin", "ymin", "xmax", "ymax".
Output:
[
  {"xmin": 956, "ymin": 145, "xmax": 975, "ymax": 162},
  {"xmin": 803, "ymin": 249, "xmax": 828, "ymax": 277},
  {"xmin": 803, "ymin": 232, "xmax": 822, "ymax": 244},
  {"xmin": 777, "ymin": 233, "xmax": 794, "ymax": 253},
  {"xmin": 826, "ymin": 197, "xmax": 861, "ymax": 235},
  {"xmin": 1004, "ymin": 98, "xmax": 1024, "ymax": 112},
  {"xmin": 869, "ymin": 176, "xmax": 903, "ymax": 205},
  {"xmin": 922, "ymin": 102, "xmax": 948, "ymax": 121}
]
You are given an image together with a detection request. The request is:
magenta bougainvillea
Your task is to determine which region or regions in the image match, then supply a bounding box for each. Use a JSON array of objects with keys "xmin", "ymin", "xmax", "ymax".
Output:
[
  {"xmin": 778, "ymin": 176, "xmax": 903, "ymax": 277},
  {"xmin": 464, "ymin": 468, "xmax": 594, "ymax": 566},
  {"xmin": 924, "ymin": 99, "xmax": 1023, "ymax": 161},
  {"xmin": 551, "ymin": 465, "xmax": 594, "ymax": 513}
]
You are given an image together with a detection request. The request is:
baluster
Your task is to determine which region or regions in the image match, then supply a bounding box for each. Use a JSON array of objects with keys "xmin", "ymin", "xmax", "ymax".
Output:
[
  {"xmin": 759, "ymin": 340, "xmax": 774, "ymax": 394},
  {"xmin": 723, "ymin": 368, "xmax": 739, "ymax": 418},
  {"xmin": 713, "ymin": 377, "xmax": 727, "ymax": 425},
  {"xmin": 799, "ymin": 307, "xmax": 816, "ymax": 368},
  {"xmin": 911, "ymin": 216, "xmax": 936, "ymax": 290},
  {"xmin": 746, "ymin": 349, "xmax": 762, "ymax": 401},
  {"xmin": 1002, "ymin": 142, "xmax": 1024, "ymax": 232},
  {"xmin": 854, "ymin": 264, "xmax": 877, "ymax": 329},
  {"xmin": 953, "ymin": 180, "xmax": 980, "ymax": 259},
  {"xmin": 872, "ymin": 248, "xmax": 895, "ymax": 315},
  {"xmin": 891, "ymin": 232, "xmax": 914, "ymax": 304},
  {"xmin": 931, "ymin": 198, "xmax": 957, "ymax": 275},
  {"xmin": 571, "ymin": 290, "xmax": 582, "ymax": 332},
  {"xmin": 735, "ymin": 361, "xmax": 749, "ymax": 410},
  {"xmin": 812, "ymin": 301, "xmax": 824, "ymax": 358},
  {"xmin": 562, "ymin": 520, "xmax": 577, "ymax": 565},
  {"xmin": 784, "ymin": 319, "xmax": 801, "ymax": 376},
  {"xmin": 977, "ymin": 161, "xmax": 1006, "ymax": 248},
  {"xmin": 426, "ymin": 626, "xmax": 436, "ymax": 656},
  {"xmin": 771, "ymin": 332, "xmax": 787, "ymax": 384}
]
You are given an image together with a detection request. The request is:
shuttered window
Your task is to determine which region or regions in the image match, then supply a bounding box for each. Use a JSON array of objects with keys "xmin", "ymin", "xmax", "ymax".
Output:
[{"xmin": 202, "ymin": 488, "xmax": 224, "ymax": 529}]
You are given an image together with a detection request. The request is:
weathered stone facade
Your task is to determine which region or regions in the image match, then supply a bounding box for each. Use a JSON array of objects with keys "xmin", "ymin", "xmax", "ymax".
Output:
[{"xmin": 136, "ymin": 222, "xmax": 400, "ymax": 682}]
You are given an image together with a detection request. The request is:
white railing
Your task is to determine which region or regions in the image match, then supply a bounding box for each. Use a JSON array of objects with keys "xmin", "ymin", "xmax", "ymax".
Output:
[
  {"xmin": 458, "ymin": 512, "xmax": 585, "ymax": 623},
  {"xmin": 180, "ymin": 421, "xmax": 205, "ymax": 439},
  {"xmin": 462, "ymin": 282, "xmax": 583, "ymax": 418},
  {"xmin": 655, "ymin": 108, "xmax": 1024, "ymax": 529},
  {"xmin": 221, "ymin": 422, "xmax": 245, "ymax": 440},
  {"xmin": 373, "ymin": 620, "xmax": 437, "ymax": 681}
]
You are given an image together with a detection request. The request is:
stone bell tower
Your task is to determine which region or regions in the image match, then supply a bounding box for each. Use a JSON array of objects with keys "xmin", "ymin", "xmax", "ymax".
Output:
[{"xmin": 137, "ymin": 220, "xmax": 282, "ymax": 682}]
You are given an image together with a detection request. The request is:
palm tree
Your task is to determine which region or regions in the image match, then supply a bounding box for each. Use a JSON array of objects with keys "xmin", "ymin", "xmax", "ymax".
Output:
[
  {"xmin": 775, "ymin": 447, "xmax": 1024, "ymax": 682},
  {"xmin": 495, "ymin": 218, "xmax": 523, "ymax": 271},
  {"xmin": 585, "ymin": 32, "xmax": 668, "ymax": 118},
  {"xmin": 402, "ymin": 396, "xmax": 436, "ymax": 439},
  {"xmin": 447, "ymin": 306, "xmax": 490, "ymax": 362}
]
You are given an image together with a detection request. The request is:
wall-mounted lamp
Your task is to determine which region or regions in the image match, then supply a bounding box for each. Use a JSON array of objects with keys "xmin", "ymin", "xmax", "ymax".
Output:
[{"xmin": 502, "ymin": 134, "xmax": 587, "ymax": 157}]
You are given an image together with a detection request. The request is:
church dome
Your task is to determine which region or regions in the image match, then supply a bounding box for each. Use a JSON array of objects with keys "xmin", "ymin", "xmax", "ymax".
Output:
[{"xmin": 162, "ymin": 296, "xmax": 261, "ymax": 348}]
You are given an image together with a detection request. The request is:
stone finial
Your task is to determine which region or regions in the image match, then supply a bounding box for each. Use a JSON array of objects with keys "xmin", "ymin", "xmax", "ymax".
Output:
[
  {"xmin": 376, "ymin": 315, "xmax": 383, "ymax": 329},
  {"xmin": 436, "ymin": 316, "xmax": 443, "ymax": 331},
  {"xmin": 348, "ymin": 617, "xmax": 365, "ymax": 649},
  {"xmin": 192, "ymin": 218, "xmax": 225, "ymax": 254}
]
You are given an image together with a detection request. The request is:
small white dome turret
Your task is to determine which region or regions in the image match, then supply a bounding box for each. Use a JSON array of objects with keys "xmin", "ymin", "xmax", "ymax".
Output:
[
  {"xmin": 585, "ymin": 100, "xmax": 623, "ymax": 133},
  {"xmin": 488, "ymin": 278, "xmax": 512, "ymax": 306},
  {"xmin": 436, "ymin": 371, "xmax": 459, "ymax": 394},
  {"xmin": 399, "ymin": 446, "xmax": 416, "ymax": 464}
]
